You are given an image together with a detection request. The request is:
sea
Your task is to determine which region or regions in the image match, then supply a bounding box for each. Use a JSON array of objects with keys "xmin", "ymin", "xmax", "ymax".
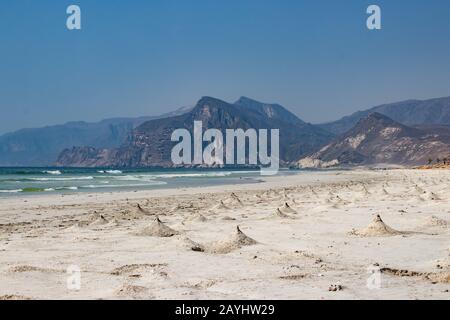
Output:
[{"xmin": 0, "ymin": 167, "xmax": 299, "ymax": 197}]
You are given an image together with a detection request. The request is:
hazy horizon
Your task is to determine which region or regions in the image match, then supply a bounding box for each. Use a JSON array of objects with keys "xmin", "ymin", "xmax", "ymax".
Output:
[
  {"xmin": 1, "ymin": 0, "xmax": 450, "ymax": 134},
  {"xmin": 2, "ymin": 94, "xmax": 450, "ymax": 135}
]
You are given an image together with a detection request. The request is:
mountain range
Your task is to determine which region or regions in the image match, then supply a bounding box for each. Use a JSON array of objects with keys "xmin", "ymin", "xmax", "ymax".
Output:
[
  {"xmin": 299, "ymin": 112, "xmax": 450, "ymax": 168},
  {"xmin": 319, "ymin": 97, "xmax": 450, "ymax": 135},
  {"xmin": 56, "ymin": 97, "xmax": 333, "ymax": 167},
  {"xmin": 0, "ymin": 106, "xmax": 191, "ymax": 166},
  {"xmin": 3, "ymin": 95, "xmax": 450, "ymax": 168}
]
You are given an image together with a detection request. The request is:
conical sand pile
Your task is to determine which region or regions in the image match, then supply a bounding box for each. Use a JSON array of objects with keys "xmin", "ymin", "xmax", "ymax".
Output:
[
  {"xmin": 89, "ymin": 215, "xmax": 109, "ymax": 227},
  {"xmin": 350, "ymin": 215, "xmax": 403, "ymax": 237},
  {"xmin": 272, "ymin": 208, "xmax": 291, "ymax": 219},
  {"xmin": 333, "ymin": 195, "xmax": 350, "ymax": 205},
  {"xmin": 362, "ymin": 184, "xmax": 371, "ymax": 195},
  {"xmin": 213, "ymin": 200, "xmax": 230, "ymax": 211},
  {"xmin": 174, "ymin": 235, "xmax": 205, "ymax": 252},
  {"xmin": 137, "ymin": 204, "xmax": 152, "ymax": 215},
  {"xmin": 184, "ymin": 213, "xmax": 208, "ymax": 223},
  {"xmin": 227, "ymin": 192, "xmax": 243, "ymax": 206},
  {"xmin": 70, "ymin": 212, "xmax": 108, "ymax": 229},
  {"xmin": 205, "ymin": 226, "xmax": 257, "ymax": 254},
  {"xmin": 280, "ymin": 202, "xmax": 297, "ymax": 214},
  {"xmin": 135, "ymin": 216, "xmax": 179, "ymax": 237}
]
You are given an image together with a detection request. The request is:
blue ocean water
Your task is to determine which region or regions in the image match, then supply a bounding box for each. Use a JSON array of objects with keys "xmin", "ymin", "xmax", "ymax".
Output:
[{"xmin": 0, "ymin": 167, "xmax": 296, "ymax": 197}]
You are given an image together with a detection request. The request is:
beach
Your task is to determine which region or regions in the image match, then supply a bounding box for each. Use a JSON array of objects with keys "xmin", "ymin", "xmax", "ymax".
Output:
[{"xmin": 0, "ymin": 169, "xmax": 449, "ymax": 300}]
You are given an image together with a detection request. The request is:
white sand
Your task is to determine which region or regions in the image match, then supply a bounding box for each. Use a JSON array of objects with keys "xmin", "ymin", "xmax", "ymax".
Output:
[{"xmin": 0, "ymin": 169, "xmax": 449, "ymax": 300}]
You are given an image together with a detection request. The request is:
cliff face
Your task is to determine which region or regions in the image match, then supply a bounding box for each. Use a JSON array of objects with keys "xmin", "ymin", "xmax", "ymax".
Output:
[
  {"xmin": 56, "ymin": 97, "xmax": 334, "ymax": 167},
  {"xmin": 299, "ymin": 113, "xmax": 450, "ymax": 168}
]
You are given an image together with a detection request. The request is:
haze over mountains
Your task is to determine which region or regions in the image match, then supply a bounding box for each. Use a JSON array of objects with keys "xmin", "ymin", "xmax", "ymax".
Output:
[
  {"xmin": 299, "ymin": 112, "xmax": 450, "ymax": 168},
  {"xmin": 2, "ymin": 96, "xmax": 450, "ymax": 168},
  {"xmin": 56, "ymin": 97, "xmax": 333, "ymax": 167},
  {"xmin": 0, "ymin": 107, "xmax": 191, "ymax": 166},
  {"xmin": 319, "ymin": 97, "xmax": 450, "ymax": 135}
]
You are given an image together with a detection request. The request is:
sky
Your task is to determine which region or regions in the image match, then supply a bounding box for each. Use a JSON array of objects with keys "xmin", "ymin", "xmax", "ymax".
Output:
[{"xmin": 1, "ymin": 0, "xmax": 450, "ymax": 134}]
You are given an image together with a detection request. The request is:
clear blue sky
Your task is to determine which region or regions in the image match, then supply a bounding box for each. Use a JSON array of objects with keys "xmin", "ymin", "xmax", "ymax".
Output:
[{"xmin": 1, "ymin": 0, "xmax": 450, "ymax": 134}]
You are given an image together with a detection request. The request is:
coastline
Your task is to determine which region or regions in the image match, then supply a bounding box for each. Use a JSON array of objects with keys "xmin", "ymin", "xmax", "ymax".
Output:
[{"xmin": 0, "ymin": 169, "xmax": 449, "ymax": 299}]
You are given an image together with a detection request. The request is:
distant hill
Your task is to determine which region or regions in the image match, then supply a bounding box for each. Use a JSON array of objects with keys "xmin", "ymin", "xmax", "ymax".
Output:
[
  {"xmin": 0, "ymin": 107, "xmax": 192, "ymax": 166},
  {"xmin": 299, "ymin": 112, "xmax": 450, "ymax": 168},
  {"xmin": 56, "ymin": 96, "xmax": 334, "ymax": 167},
  {"xmin": 318, "ymin": 97, "xmax": 450, "ymax": 135}
]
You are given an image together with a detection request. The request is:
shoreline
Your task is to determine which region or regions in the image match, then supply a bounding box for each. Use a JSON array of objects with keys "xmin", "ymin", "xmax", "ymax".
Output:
[
  {"xmin": 0, "ymin": 170, "xmax": 376, "ymax": 213},
  {"xmin": 0, "ymin": 169, "xmax": 448, "ymax": 299}
]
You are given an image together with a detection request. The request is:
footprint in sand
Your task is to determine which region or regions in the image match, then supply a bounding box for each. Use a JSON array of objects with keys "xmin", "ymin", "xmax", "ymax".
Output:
[
  {"xmin": 8, "ymin": 265, "xmax": 64, "ymax": 274},
  {"xmin": 114, "ymin": 284, "xmax": 151, "ymax": 299},
  {"xmin": 110, "ymin": 263, "xmax": 168, "ymax": 276}
]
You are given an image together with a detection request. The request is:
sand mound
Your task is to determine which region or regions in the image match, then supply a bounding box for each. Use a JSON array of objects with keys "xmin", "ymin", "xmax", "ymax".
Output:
[
  {"xmin": 135, "ymin": 216, "xmax": 179, "ymax": 237},
  {"xmin": 174, "ymin": 236, "xmax": 205, "ymax": 252},
  {"xmin": 205, "ymin": 226, "xmax": 258, "ymax": 254},
  {"xmin": 280, "ymin": 202, "xmax": 297, "ymax": 214},
  {"xmin": 361, "ymin": 184, "xmax": 371, "ymax": 195},
  {"xmin": 230, "ymin": 192, "xmax": 241, "ymax": 201},
  {"xmin": 350, "ymin": 215, "xmax": 403, "ymax": 237},
  {"xmin": 213, "ymin": 200, "xmax": 231, "ymax": 211},
  {"xmin": 272, "ymin": 208, "xmax": 292, "ymax": 219},
  {"xmin": 116, "ymin": 207, "xmax": 148, "ymax": 220},
  {"xmin": 136, "ymin": 204, "xmax": 152, "ymax": 215},
  {"xmin": 184, "ymin": 213, "xmax": 208, "ymax": 223},
  {"xmin": 89, "ymin": 215, "xmax": 109, "ymax": 227},
  {"xmin": 332, "ymin": 195, "xmax": 350, "ymax": 205},
  {"xmin": 225, "ymin": 192, "xmax": 243, "ymax": 206},
  {"xmin": 65, "ymin": 223, "xmax": 83, "ymax": 232}
]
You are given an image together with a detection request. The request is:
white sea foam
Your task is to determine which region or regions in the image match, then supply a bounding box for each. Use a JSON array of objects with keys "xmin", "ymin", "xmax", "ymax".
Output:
[
  {"xmin": 112, "ymin": 175, "xmax": 158, "ymax": 181},
  {"xmin": 43, "ymin": 170, "xmax": 62, "ymax": 175},
  {"xmin": 105, "ymin": 170, "xmax": 122, "ymax": 174},
  {"xmin": 57, "ymin": 186, "xmax": 78, "ymax": 190},
  {"xmin": 0, "ymin": 189, "xmax": 22, "ymax": 193},
  {"xmin": 29, "ymin": 176, "xmax": 94, "ymax": 181},
  {"xmin": 81, "ymin": 181, "xmax": 166, "ymax": 189},
  {"xmin": 155, "ymin": 172, "xmax": 233, "ymax": 178}
]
